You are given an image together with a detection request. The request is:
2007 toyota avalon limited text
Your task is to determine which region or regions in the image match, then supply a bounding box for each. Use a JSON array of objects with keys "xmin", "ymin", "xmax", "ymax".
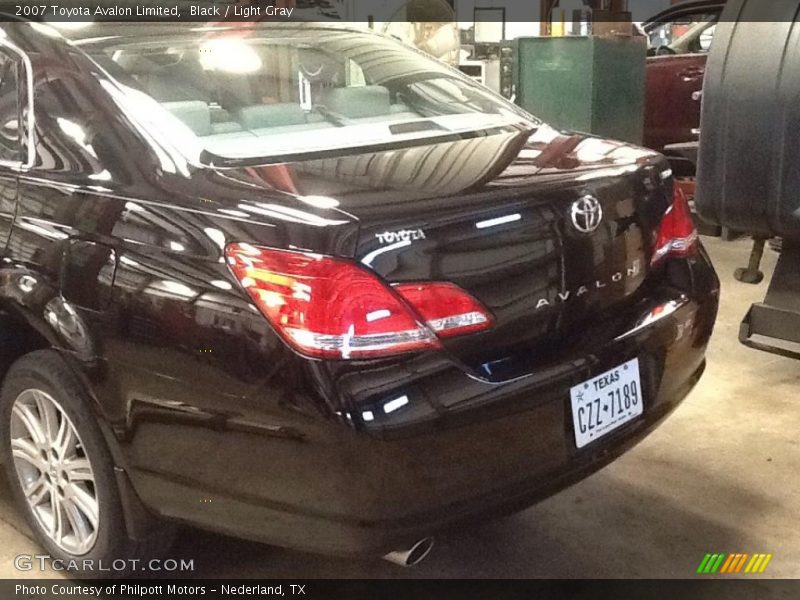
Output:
[{"xmin": 0, "ymin": 21, "xmax": 719, "ymax": 573}]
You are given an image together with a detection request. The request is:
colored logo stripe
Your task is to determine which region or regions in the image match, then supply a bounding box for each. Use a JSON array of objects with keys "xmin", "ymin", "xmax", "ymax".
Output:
[
  {"xmin": 697, "ymin": 553, "xmax": 772, "ymax": 574},
  {"xmin": 746, "ymin": 554, "xmax": 773, "ymax": 573},
  {"xmin": 697, "ymin": 553, "xmax": 726, "ymax": 574},
  {"xmin": 730, "ymin": 554, "xmax": 748, "ymax": 573},
  {"xmin": 696, "ymin": 554, "xmax": 712, "ymax": 573},
  {"xmin": 720, "ymin": 554, "xmax": 736, "ymax": 573}
]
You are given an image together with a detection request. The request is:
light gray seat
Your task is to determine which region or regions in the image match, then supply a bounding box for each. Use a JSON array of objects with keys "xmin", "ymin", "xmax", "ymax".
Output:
[
  {"xmin": 162, "ymin": 101, "xmax": 212, "ymax": 136},
  {"xmin": 235, "ymin": 103, "xmax": 335, "ymax": 135},
  {"xmin": 320, "ymin": 86, "xmax": 420, "ymax": 123},
  {"xmin": 210, "ymin": 121, "xmax": 243, "ymax": 135},
  {"xmin": 250, "ymin": 122, "xmax": 335, "ymax": 136},
  {"xmin": 322, "ymin": 85, "xmax": 391, "ymax": 119},
  {"xmin": 161, "ymin": 101, "xmax": 245, "ymax": 140},
  {"xmin": 236, "ymin": 103, "xmax": 308, "ymax": 129}
]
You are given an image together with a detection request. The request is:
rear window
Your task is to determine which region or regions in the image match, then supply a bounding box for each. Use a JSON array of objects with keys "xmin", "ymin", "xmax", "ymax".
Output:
[{"xmin": 80, "ymin": 25, "xmax": 533, "ymax": 164}]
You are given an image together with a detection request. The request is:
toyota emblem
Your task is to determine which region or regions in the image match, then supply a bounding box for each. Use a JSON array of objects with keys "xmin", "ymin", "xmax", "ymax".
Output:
[{"xmin": 570, "ymin": 196, "xmax": 603, "ymax": 234}]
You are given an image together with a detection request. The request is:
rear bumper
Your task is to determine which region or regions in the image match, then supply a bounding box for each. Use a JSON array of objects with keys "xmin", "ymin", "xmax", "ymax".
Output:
[
  {"xmin": 133, "ymin": 362, "xmax": 704, "ymax": 557},
  {"xmin": 120, "ymin": 256, "xmax": 720, "ymax": 557}
]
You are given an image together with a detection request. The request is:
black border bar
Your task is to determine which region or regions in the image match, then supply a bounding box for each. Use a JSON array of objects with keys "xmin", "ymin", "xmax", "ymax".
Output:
[{"xmin": 5, "ymin": 579, "xmax": 800, "ymax": 600}]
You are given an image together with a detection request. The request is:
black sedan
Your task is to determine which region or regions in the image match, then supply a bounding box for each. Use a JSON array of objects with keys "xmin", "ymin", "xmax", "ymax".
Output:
[{"xmin": 0, "ymin": 21, "xmax": 719, "ymax": 573}]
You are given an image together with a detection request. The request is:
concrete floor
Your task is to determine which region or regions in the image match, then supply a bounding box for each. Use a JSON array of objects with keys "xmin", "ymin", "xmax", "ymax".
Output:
[{"xmin": 0, "ymin": 236, "xmax": 796, "ymax": 579}]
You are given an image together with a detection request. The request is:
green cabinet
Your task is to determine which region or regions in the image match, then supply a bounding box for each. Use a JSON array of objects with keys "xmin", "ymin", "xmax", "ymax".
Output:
[{"xmin": 513, "ymin": 36, "xmax": 646, "ymax": 144}]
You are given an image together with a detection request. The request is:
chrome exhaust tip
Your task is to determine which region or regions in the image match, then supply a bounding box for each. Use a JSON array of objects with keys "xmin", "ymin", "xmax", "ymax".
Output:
[{"xmin": 382, "ymin": 537, "xmax": 434, "ymax": 567}]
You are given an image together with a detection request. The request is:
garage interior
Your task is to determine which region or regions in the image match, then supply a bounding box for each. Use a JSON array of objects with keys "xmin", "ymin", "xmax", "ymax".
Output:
[{"xmin": 0, "ymin": 237, "xmax": 794, "ymax": 578}]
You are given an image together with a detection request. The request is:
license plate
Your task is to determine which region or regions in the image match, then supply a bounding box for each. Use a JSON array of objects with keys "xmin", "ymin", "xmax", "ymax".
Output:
[{"xmin": 570, "ymin": 358, "xmax": 643, "ymax": 449}]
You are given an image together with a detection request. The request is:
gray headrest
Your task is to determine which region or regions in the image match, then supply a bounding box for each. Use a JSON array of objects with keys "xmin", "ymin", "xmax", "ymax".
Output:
[
  {"xmin": 162, "ymin": 101, "xmax": 211, "ymax": 136},
  {"xmin": 322, "ymin": 86, "xmax": 391, "ymax": 119}
]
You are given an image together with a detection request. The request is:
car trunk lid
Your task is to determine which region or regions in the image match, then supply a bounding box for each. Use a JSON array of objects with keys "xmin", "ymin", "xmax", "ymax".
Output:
[{"xmin": 345, "ymin": 146, "xmax": 673, "ymax": 379}]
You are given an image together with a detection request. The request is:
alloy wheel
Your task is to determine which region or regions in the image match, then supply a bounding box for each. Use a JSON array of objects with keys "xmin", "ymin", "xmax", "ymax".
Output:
[{"xmin": 9, "ymin": 388, "xmax": 99, "ymax": 555}]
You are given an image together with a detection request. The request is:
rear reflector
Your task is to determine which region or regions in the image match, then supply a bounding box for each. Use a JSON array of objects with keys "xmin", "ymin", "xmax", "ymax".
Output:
[
  {"xmin": 225, "ymin": 244, "xmax": 492, "ymax": 359},
  {"xmin": 652, "ymin": 183, "xmax": 699, "ymax": 264}
]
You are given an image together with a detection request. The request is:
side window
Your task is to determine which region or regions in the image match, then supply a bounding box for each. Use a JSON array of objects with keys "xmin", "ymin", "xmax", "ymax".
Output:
[
  {"xmin": 648, "ymin": 14, "xmax": 719, "ymax": 56},
  {"xmin": 0, "ymin": 50, "xmax": 20, "ymax": 163}
]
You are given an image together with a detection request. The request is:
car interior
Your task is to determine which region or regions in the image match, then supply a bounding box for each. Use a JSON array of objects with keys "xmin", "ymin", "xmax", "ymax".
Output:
[{"xmin": 103, "ymin": 44, "xmax": 427, "ymax": 145}]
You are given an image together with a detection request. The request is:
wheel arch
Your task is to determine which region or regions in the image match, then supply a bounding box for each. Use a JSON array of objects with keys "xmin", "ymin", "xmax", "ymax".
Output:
[
  {"xmin": 0, "ymin": 319, "xmax": 164, "ymax": 541},
  {"xmin": 0, "ymin": 299, "xmax": 124, "ymax": 464},
  {"xmin": 0, "ymin": 307, "xmax": 52, "ymax": 383}
]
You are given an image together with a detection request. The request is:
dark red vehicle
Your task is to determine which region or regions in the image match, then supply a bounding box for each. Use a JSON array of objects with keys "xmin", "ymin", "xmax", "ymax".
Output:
[{"xmin": 643, "ymin": 0, "xmax": 725, "ymax": 161}]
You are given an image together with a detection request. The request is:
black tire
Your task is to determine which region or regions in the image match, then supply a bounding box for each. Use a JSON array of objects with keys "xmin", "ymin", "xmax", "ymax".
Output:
[{"xmin": 0, "ymin": 350, "xmax": 174, "ymax": 578}]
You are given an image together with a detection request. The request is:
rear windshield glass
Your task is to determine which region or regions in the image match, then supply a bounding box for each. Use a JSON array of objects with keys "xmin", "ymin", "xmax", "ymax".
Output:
[{"xmin": 77, "ymin": 25, "xmax": 534, "ymax": 164}]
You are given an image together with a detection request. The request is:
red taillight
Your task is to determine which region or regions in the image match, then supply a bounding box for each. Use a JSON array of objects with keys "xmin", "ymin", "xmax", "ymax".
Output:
[
  {"xmin": 394, "ymin": 282, "xmax": 494, "ymax": 338},
  {"xmin": 652, "ymin": 183, "xmax": 699, "ymax": 264},
  {"xmin": 225, "ymin": 244, "xmax": 493, "ymax": 359}
]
